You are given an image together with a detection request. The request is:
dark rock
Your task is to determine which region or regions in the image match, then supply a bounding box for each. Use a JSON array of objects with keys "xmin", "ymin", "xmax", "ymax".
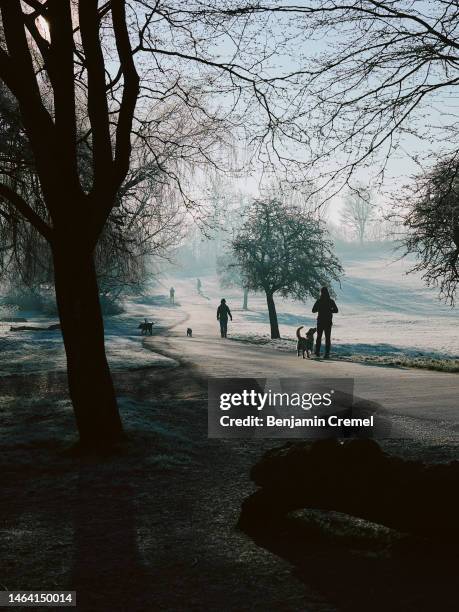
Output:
[{"xmin": 239, "ymin": 439, "xmax": 459, "ymax": 542}]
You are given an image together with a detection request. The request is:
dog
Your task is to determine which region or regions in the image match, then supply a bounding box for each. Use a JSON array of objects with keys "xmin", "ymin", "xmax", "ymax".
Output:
[
  {"xmin": 186, "ymin": 327, "xmax": 193, "ymax": 337},
  {"xmin": 296, "ymin": 326, "xmax": 316, "ymax": 358},
  {"xmin": 138, "ymin": 321, "xmax": 153, "ymax": 335}
]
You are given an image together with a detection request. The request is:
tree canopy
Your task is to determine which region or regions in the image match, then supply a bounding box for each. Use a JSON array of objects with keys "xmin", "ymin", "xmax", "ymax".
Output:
[
  {"xmin": 397, "ymin": 155, "xmax": 459, "ymax": 305},
  {"xmin": 232, "ymin": 198, "xmax": 342, "ymax": 337}
]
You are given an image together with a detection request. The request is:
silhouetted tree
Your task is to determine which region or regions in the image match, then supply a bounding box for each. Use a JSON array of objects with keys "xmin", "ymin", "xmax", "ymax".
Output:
[
  {"xmin": 396, "ymin": 155, "xmax": 459, "ymax": 305},
  {"xmin": 0, "ymin": 2, "xmax": 328, "ymax": 449},
  {"xmin": 0, "ymin": 85, "xmax": 183, "ymax": 306},
  {"xmin": 244, "ymin": 1, "xmax": 459, "ymax": 293},
  {"xmin": 232, "ymin": 198, "xmax": 342, "ymax": 338},
  {"xmin": 254, "ymin": 1, "xmax": 459, "ymax": 193}
]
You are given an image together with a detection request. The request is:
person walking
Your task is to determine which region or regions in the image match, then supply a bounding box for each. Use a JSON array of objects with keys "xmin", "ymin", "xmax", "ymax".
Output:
[
  {"xmin": 197, "ymin": 278, "xmax": 202, "ymax": 294},
  {"xmin": 312, "ymin": 287, "xmax": 338, "ymax": 358},
  {"xmin": 169, "ymin": 286, "xmax": 175, "ymax": 304},
  {"xmin": 217, "ymin": 298, "xmax": 232, "ymax": 338}
]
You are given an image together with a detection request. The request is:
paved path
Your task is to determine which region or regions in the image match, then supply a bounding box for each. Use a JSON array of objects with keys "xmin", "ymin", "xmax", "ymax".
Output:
[{"xmin": 148, "ymin": 280, "xmax": 459, "ymax": 439}]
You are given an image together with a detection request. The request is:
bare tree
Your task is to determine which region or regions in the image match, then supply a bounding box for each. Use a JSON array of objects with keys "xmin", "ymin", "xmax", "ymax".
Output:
[
  {"xmin": 0, "ymin": 1, "xmax": 329, "ymax": 449},
  {"xmin": 395, "ymin": 154, "xmax": 459, "ymax": 305},
  {"xmin": 340, "ymin": 186, "xmax": 376, "ymax": 244},
  {"xmin": 201, "ymin": 2, "xmax": 459, "ymax": 193},
  {"xmin": 232, "ymin": 198, "xmax": 342, "ymax": 338},
  {"xmin": 0, "ymin": 83, "xmax": 184, "ymax": 307},
  {"xmin": 228, "ymin": 1, "xmax": 459, "ymax": 294}
]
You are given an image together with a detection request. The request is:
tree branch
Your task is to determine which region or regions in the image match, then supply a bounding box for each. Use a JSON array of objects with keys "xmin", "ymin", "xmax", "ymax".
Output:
[
  {"xmin": 48, "ymin": 0, "xmax": 81, "ymax": 194},
  {"xmin": 0, "ymin": 183, "xmax": 52, "ymax": 241},
  {"xmin": 111, "ymin": 0, "xmax": 140, "ymax": 190},
  {"xmin": 78, "ymin": 0, "xmax": 113, "ymax": 193},
  {"xmin": 0, "ymin": 3, "xmax": 57, "ymax": 202}
]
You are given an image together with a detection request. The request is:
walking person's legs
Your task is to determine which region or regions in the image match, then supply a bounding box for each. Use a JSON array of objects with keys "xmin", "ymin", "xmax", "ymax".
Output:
[
  {"xmin": 324, "ymin": 325, "xmax": 332, "ymax": 357},
  {"xmin": 315, "ymin": 325, "xmax": 323, "ymax": 356},
  {"xmin": 219, "ymin": 319, "xmax": 227, "ymax": 338}
]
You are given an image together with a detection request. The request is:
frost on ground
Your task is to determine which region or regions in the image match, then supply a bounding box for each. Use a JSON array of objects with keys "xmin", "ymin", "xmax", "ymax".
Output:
[
  {"xmin": 195, "ymin": 243, "xmax": 458, "ymax": 368},
  {"xmin": 1, "ymin": 243, "xmax": 457, "ymax": 378},
  {"xmin": 0, "ymin": 292, "xmax": 183, "ymax": 376},
  {"xmin": 227, "ymin": 333, "xmax": 459, "ymax": 372},
  {"xmin": 0, "ymin": 393, "xmax": 199, "ymax": 470}
]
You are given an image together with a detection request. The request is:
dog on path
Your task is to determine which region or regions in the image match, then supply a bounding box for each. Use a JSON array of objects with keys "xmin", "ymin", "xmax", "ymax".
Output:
[
  {"xmin": 138, "ymin": 320, "xmax": 153, "ymax": 335},
  {"xmin": 296, "ymin": 326, "xmax": 316, "ymax": 358}
]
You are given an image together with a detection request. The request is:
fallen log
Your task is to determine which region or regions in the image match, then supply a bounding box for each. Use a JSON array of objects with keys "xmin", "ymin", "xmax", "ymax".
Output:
[{"xmin": 10, "ymin": 323, "xmax": 61, "ymax": 332}]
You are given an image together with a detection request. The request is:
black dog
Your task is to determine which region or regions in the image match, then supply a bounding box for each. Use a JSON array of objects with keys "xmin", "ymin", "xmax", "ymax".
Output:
[
  {"xmin": 187, "ymin": 328, "xmax": 193, "ymax": 337},
  {"xmin": 138, "ymin": 321, "xmax": 153, "ymax": 335},
  {"xmin": 296, "ymin": 326, "xmax": 316, "ymax": 358}
]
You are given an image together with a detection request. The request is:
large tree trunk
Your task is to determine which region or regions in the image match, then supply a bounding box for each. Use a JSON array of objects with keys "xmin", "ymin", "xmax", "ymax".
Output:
[
  {"xmin": 242, "ymin": 287, "xmax": 249, "ymax": 310},
  {"xmin": 53, "ymin": 245, "xmax": 124, "ymax": 450},
  {"xmin": 266, "ymin": 291, "xmax": 280, "ymax": 339}
]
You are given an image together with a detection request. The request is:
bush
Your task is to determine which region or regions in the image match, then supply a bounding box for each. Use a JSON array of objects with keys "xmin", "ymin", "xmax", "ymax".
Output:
[
  {"xmin": 2, "ymin": 285, "xmax": 124, "ymax": 316},
  {"xmin": 2, "ymin": 287, "xmax": 45, "ymax": 312},
  {"xmin": 99, "ymin": 294, "xmax": 124, "ymax": 315}
]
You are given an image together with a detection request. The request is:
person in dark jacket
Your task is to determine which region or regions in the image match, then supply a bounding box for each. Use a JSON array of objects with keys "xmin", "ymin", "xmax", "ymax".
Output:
[
  {"xmin": 217, "ymin": 298, "xmax": 232, "ymax": 338},
  {"xmin": 312, "ymin": 287, "xmax": 338, "ymax": 358}
]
